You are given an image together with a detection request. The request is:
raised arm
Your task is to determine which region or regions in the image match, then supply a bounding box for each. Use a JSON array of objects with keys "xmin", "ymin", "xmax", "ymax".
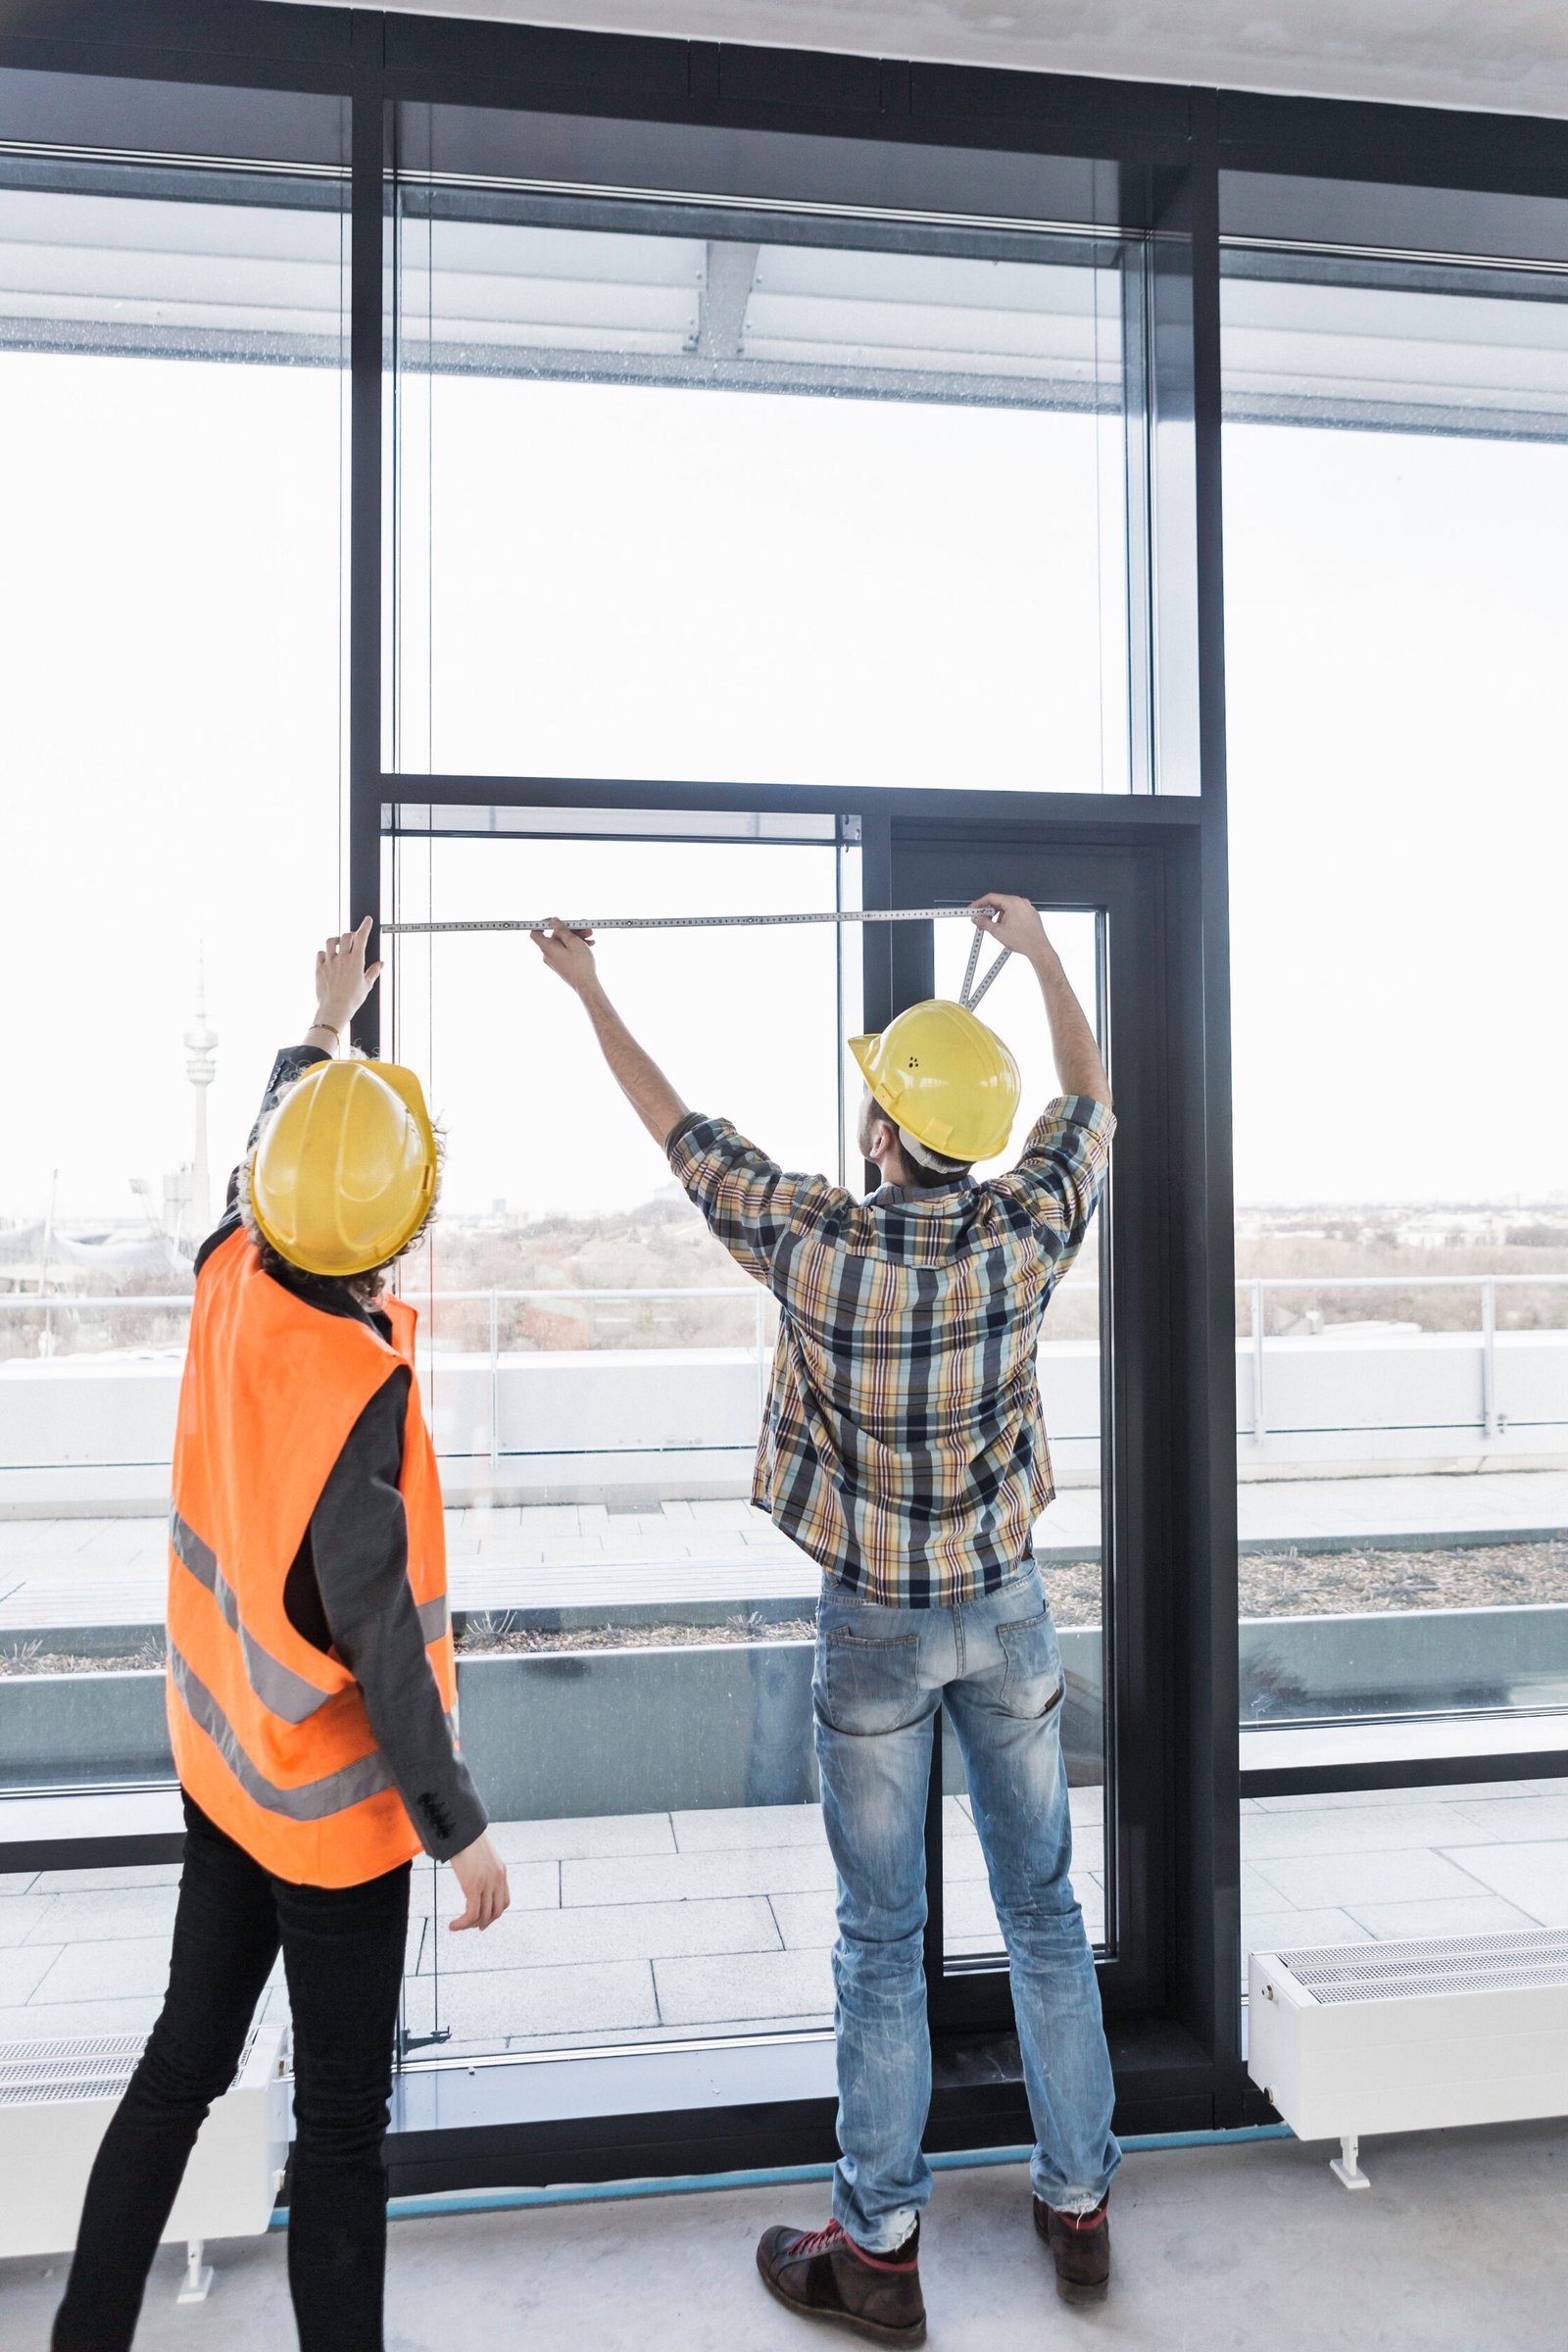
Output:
[
  {"xmin": 253, "ymin": 919, "xmax": 385, "ymax": 1134},
  {"xmin": 212, "ymin": 920, "xmax": 389, "ymax": 1242},
  {"xmin": 531, "ymin": 917, "xmax": 689, "ymax": 1147},
  {"xmin": 303, "ymin": 914, "xmax": 383, "ymax": 1060},
  {"xmin": 970, "ymin": 894, "xmax": 1111, "ymax": 1111}
]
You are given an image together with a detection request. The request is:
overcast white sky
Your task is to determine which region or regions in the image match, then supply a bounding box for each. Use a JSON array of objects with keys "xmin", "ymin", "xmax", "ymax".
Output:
[
  {"xmin": 2, "ymin": 328, "xmax": 1564, "ymax": 1227},
  {"xmin": 1223, "ymin": 418, "xmax": 1568, "ymax": 1206}
]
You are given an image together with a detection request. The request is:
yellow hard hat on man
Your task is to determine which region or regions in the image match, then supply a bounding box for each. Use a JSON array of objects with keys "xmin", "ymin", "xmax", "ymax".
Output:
[
  {"xmin": 249, "ymin": 1059, "xmax": 438, "ymax": 1278},
  {"xmin": 850, "ymin": 1000, "xmax": 1021, "ymax": 1165}
]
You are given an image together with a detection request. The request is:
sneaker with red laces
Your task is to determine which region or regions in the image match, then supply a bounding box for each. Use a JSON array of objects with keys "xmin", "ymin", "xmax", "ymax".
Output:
[
  {"xmin": 756, "ymin": 2215, "xmax": 927, "ymax": 2344},
  {"xmin": 1032, "ymin": 2190, "xmax": 1111, "ymax": 2305}
]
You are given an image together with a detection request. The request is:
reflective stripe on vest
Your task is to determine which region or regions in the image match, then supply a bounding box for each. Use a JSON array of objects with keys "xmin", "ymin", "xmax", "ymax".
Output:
[
  {"xmin": 170, "ymin": 1509, "xmax": 335, "ymax": 1728},
  {"xmin": 170, "ymin": 1507, "xmax": 450, "ymax": 1718},
  {"xmin": 170, "ymin": 1642, "xmax": 398, "ymax": 1821}
]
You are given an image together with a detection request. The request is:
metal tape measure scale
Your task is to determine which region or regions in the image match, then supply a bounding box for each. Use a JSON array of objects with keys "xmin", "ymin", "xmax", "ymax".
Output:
[
  {"xmin": 382, "ymin": 906, "xmax": 1015, "ymax": 1009},
  {"xmin": 384, "ymin": 906, "xmax": 994, "ymax": 934}
]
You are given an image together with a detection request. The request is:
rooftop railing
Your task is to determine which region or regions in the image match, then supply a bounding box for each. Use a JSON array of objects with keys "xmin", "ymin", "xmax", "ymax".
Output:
[
  {"xmin": 1237, "ymin": 1274, "xmax": 1568, "ymax": 1446},
  {"xmin": 2, "ymin": 1276, "xmax": 1565, "ymax": 1455}
]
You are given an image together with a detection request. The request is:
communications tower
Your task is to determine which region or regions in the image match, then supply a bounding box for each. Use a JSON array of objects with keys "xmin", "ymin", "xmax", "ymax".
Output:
[{"xmin": 184, "ymin": 952, "xmax": 219, "ymax": 1239}]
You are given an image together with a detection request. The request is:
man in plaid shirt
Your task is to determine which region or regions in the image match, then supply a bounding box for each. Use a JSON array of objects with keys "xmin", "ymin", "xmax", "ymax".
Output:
[{"xmin": 536, "ymin": 893, "xmax": 1118, "ymax": 2338}]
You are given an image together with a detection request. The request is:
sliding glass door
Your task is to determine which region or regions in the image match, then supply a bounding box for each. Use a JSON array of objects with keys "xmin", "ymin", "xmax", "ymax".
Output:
[
  {"xmin": 385, "ymin": 803, "xmax": 861, "ymax": 2060},
  {"xmin": 887, "ymin": 827, "xmax": 1181, "ymax": 2036}
]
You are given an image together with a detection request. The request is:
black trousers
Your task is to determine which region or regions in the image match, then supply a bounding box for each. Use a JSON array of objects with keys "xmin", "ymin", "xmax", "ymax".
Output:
[{"xmin": 53, "ymin": 1792, "xmax": 410, "ymax": 2352}]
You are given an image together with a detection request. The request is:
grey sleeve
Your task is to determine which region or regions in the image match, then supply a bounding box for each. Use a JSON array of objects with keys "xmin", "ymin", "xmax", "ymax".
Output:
[
  {"xmin": 309, "ymin": 1370, "xmax": 488, "ymax": 1862},
  {"xmin": 201, "ymin": 1046, "xmax": 335, "ymax": 1267},
  {"xmin": 251, "ymin": 1044, "xmax": 332, "ymax": 1149}
]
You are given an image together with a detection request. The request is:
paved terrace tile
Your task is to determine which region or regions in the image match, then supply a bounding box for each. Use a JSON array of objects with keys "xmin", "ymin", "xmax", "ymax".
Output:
[
  {"xmin": 401, "ymin": 1960, "xmax": 661, "ymax": 2041},
  {"xmin": 1237, "ymin": 1804, "xmax": 1505, "ymax": 1858},
  {"xmin": 654, "ymin": 1948, "xmax": 831, "ymax": 2026},
  {"xmin": 488, "ymin": 1812, "xmax": 677, "ymax": 1862},
  {"xmin": 409, "ymin": 1859, "xmax": 561, "ymax": 1916},
  {"xmin": 1440, "ymin": 1842, "xmax": 1568, "ymax": 1925},
  {"xmin": 1338, "ymin": 1895, "xmax": 1542, "ymax": 1938},
  {"xmin": 475, "ymin": 2015, "xmax": 833, "ymax": 2054},
  {"xmin": 0, "ymin": 1898, "xmax": 55, "ymax": 1946},
  {"xmin": 29, "ymin": 1864, "xmax": 183, "ymax": 1891},
  {"xmin": 671, "ymin": 1804, "xmax": 830, "ymax": 1852},
  {"xmin": 414, "ymin": 1895, "xmax": 783, "ymax": 1973},
  {"xmin": 1242, "ymin": 1906, "xmax": 1371, "ymax": 1948},
  {"xmin": 26, "ymin": 1935, "xmax": 173, "ymax": 2004},
  {"xmin": 3, "ymin": 1796, "xmax": 1568, "ymax": 2052},
  {"xmin": 0, "ymin": 1994, "xmax": 166, "ymax": 2040},
  {"xmin": 766, "ymin": 1890, "xmax": 842, "ymax": 1949},
  {"xmin": 563, "ymin": 1845, "xmax": 842, "ymax": 1908},
  {"xmin": 1244, "ymin": 1848, "xmax": 1502, "ymax": 1909},
  {"xmin": 0, "ymin": 1945, "xmax": 60, "ymax": 2006},
  {"xmin": 6, "ymin": 1467, "xmax": 1565, "ymax": 1629},
  {"xmin": 1443, "ymin": 1794, "xmax": 1568, "ymax": 1840},
  {"xmin": 14, "ymin": 1888, "xmax": 178, "ymax": 1945}
]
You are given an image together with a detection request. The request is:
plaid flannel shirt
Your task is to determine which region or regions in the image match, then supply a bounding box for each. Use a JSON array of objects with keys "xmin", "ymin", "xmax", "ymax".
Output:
[{"xmin": 665, "ymin": 1096, "xmax": 1114, "ymax": 1607}]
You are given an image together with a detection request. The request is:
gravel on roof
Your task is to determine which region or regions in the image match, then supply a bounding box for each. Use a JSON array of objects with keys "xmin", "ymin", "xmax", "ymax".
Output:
[
  {"xmin": 7, "ymin": 1543, "xmax": 1567, "ymax": 1671},
  {"xmin": 1043, "ymin": 1539, "xmax": 1568, "ymax": 1629}
]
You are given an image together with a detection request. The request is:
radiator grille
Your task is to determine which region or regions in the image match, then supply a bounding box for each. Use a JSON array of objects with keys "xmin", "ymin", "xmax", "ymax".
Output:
[
  {"xmin": 1276, "ymin": 1927, "xmax": 1568, "ymax": 2006},
  {"xmin": 0, "ymin": 2027, "xmax": 263, "ymax": 2108}
]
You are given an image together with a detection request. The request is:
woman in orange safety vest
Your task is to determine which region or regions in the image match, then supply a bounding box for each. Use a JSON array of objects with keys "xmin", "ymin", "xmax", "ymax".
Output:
[{"xmin": 54, "ymin": 921, "xmax": 509, "ymax": 2352}]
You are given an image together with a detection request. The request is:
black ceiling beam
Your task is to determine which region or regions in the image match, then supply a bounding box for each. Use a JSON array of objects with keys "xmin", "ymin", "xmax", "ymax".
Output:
[
  {"xmin": 1215, "ymin": 85, "xmax": 1568, "ymax": 197},
  {"xmin": 0, "ymin": 0, "xmax": 354, "ymax": 92},
  {"xmin": 7, "ymin": 5, "xmax": 1568, "ymax": 206},
  {"xmin": 379, "ymin": 16, "xmax": 1192, "ymax": 167}
]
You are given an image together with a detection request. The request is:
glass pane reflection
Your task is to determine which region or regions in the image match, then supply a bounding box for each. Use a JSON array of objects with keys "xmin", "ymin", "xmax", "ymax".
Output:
[{"xmin": 929, "ymin": 912, "xmax": 1110, "ymax": 1962}]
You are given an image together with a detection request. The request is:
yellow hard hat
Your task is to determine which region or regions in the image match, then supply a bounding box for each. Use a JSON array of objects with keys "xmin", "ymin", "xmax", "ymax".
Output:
[
  {"xmin": 850, "ymin": 1000, "xmax": 1021, "ymax": 1164},
  {"xmin": 249, "ymin": 1059, "xmax": 438, "ymax": 1278}
]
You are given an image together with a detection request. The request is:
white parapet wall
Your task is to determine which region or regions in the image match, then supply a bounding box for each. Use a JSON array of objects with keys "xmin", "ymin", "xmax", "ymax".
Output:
[{"xmin": 0, "ymin": 1330, "xmax": 1565, "ymax": 1515}]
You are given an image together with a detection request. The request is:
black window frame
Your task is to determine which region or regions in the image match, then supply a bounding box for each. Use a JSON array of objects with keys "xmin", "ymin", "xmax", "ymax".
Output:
[{"xmin": 3, "ymin": 1, "xmax": 1566, "ymax": 2193}]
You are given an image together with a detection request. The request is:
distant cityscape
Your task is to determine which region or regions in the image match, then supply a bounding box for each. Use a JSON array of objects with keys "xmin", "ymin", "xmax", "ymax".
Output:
[
  {"xmin": 0, "ymin": 968, "xmax": 220, "ymax": 1294},
  {"xmin": 1237, "ymin": 1204, "xmax": 1568, "ymax": 1250},
  {"xmin": 2, "ymin": 991, "xmax": 1565, "ymax": 1339}
]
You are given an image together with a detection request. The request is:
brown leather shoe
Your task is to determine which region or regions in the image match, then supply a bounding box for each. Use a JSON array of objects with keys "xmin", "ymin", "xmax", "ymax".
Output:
[
  {"xmin": 1032, "ymin": 2190, "xmax": 1110, "ymax": 2304},
  {"xmin": 756, "ymin": 2216, "xmax": 927, "ymax": 2344}
]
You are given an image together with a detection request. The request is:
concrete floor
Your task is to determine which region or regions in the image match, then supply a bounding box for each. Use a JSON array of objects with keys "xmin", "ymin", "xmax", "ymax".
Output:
[{"xmin": 2, "ymin": 2122, "xmax": 1564, "ymax": 2350}]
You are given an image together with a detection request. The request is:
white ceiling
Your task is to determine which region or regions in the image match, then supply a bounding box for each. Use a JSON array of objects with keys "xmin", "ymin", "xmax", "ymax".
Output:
[{"xmin": 322, "ymin": 1, "xmax": 1568, "ymax": 122}]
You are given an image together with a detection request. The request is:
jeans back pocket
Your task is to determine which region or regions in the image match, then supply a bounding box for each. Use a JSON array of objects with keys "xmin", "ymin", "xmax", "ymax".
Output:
[
  {"xmin": 995, "ymin": 1610, "xmax": 1064, "ymax": 1721},
  {"xmin": 817, "ymin": 1627, "xmax": 924, "ymax": 1736}
]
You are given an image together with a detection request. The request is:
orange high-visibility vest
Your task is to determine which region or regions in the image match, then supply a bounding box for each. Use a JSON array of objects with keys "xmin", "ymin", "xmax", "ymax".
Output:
[{"xmin": 166, "ymin": 1227, "xmax": 454, "ymax": 1887}]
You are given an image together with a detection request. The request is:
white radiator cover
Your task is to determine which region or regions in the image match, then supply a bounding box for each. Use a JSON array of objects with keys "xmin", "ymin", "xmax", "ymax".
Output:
[
  {"xmin": 1248, "ymin": 1929, "xmax": 1568, "ymax": 2142},
  {"xmin": 0, "ymin": 2022, "xmax": 289, "ymax": 2260}
]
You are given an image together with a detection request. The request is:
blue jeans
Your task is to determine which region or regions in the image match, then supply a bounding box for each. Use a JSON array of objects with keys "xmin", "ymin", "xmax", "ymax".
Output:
[{"xmin": 813, "ymin": 1565, "xmax": 1120, "ymax": 2252}]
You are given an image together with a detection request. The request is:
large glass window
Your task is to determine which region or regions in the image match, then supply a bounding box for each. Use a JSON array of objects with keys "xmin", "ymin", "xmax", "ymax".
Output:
[
  {"xmin": 0, "ymin": 177, "xmax": 348, "ymax": 1253},
  {"xmin": 929, "ymin": 913, "xmax": 1109, "ymax": 1962},
  {"xmin": 392, "ymin": 203, "xmax": 1131, "ymax": 792},
  {"xmin": 376, "ymin": 179, "xmax": 1143, "ymax": 2057},
  {"xmin": 0, "ymin": 153, "xmax": 348, "ymax": 1911},
  {"xmin": 384, "ymin": 812, "xmax": 853, "ymax": 2055},
  {"xmin": 1222, "ymin": 241, "xmax": 1568, "ymax": 1977}
]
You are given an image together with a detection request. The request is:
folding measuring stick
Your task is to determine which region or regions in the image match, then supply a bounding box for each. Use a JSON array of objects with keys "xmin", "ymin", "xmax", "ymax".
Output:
[{"xmin": 383, "ymin": 905, "xmax": 1015, "ymax": 1009}]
